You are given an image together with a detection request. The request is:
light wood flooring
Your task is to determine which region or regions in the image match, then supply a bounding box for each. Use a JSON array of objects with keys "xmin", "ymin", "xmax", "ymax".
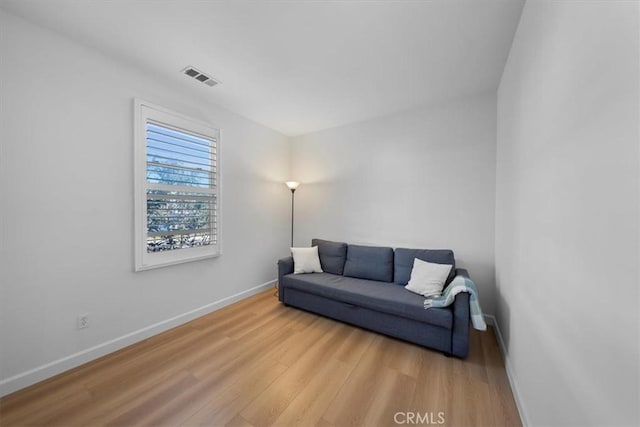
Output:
[{"xmin": 0, "ymin": 289, "xmax": 521, "ymax": 427}]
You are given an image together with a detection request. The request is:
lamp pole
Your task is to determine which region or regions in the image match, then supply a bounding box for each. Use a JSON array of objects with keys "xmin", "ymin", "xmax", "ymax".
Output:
[
  {"xmin": 290, "ymin": 187, "xmax": 295, "ymax": 247},
  {"xmin": 285, "ymin": 181, "xmax": 300, "ymax": 247}
]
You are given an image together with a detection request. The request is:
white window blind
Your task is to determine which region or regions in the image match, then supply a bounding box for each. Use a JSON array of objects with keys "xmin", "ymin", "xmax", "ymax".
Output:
[{"xmin": 135, "ymin": 100, "xmax": 221, "ymax": 271}]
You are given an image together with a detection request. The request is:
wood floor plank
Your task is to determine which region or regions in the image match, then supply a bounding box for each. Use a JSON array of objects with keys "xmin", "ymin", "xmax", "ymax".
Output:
[
  {"xmin": 239, "ymin": 321, "xmax": 351, "ymax": 427},
  {"xmin": 270, "ymin": 358, "xmax": 352, "ymax": 426},
  {"xmin": 445, "ymin": 373, "xmax": 496, "ymax": 427},
  {"xmin": 382, "ymin": 337, "xmax": 424, "ymax": 379},
  {"xmin": 412, "ymin": 350, "xmax": 453, "ymax": 418},
  {"xmin": 222, "ymin": 304, "xmax": 285, "ymax": 339},
  {"xmin": 84, "ymin": 329, "xmax": 213, "ymax": 394},
  {"xmin": 331, "ymin": 325, "xmax": 376, "ymax": 367},
  {"xmin": 60, "ymin": 365, "xmax": 207, "ymax": 426},
  {"xmin": 187, "ymin": 321, "xmax": 293, "ymax": 381},
  {"xmin": 102, "ymin": 370, "xmax": 200, "ymax": 426},
  {"xmin": 481, "ymin": 327, "xmax": 522, "ymax": 427},
  {"xmin": 316, "ymin": 418, "xmax": 335, "ymax": 427},
  {"xmin": 179, "ymin": 357, "xmax": 288, "ymax": 426},
  {"xmin": 226, "ymin": 414, "xmax": 255, "ymax": 427},
  {"xmin": 138, "ymin": 354, "xmax": 288, "ymax": 426},
  {"xmin": 0, "ymin": 290, "xmax": 522, "ymax": 427},
  {"xmin": 1, "ymin": 387, "xmax": 94, "ymax": 426},
  {"xmin": 276, "ymin": 306, "xmax": 319, "ymax": 333},
  {"xmin": 0, "ymin": 377, "xmax": 88, "ymax": 425},
  {"xmin": 70, "ymin": 337, "xmax": 236, "ymax": 426},
  {"xmin": 41, "ymin": 369, "xmax": 199, "ymax": 427},
  {"xmin": 321, "ymin": 334, "xmax": 392, "ymax": 425},
  {"xmin": 361, "ymin": 369, "xmax": 417, "ymax": 427},
  {"xmin": 453, "ymin": 327, "xmax": 489, "ymax": 384},
  {"xmin": 0, "ymin": 323, "xmax": 199, "ymax": 419},
  {"xmin": 269, "ymin": 316, "xmax": 334, "ymax": 367}
]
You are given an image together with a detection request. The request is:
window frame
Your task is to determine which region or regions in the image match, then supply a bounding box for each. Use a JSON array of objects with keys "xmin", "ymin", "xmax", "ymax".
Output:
[{"xmin": 134, "ymin": 98, "xmax": 221, "ymax": 271}]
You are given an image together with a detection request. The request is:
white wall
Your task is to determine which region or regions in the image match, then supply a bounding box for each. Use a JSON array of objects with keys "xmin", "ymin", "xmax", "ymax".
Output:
[
  {"xmin": 291, "ymin": 93, "xmax": 498, "ymax": 314},
  {"xmin": 0, "ymin": 10, "xmax": 291, "ymax": 394},
  {"xmin": 496, "ymin": 1, "xmax": 639, "ymax": 426}
]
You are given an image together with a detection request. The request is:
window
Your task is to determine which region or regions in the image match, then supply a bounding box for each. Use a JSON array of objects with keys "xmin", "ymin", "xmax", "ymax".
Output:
[{"xmin": 134, "ymin": 99, "xmax": 220, "ymax": 271}]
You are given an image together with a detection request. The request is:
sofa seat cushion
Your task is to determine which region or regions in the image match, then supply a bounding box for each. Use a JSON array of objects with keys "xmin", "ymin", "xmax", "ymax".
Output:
[{"xmin": 281, "ymin": 273, "xmax": 452, "ymax": 329}]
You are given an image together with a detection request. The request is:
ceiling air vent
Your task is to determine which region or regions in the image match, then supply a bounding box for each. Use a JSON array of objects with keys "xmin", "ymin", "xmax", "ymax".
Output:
[{"xmin": 181, "ymin": 66, "xmax": 220, "ymax": 87}]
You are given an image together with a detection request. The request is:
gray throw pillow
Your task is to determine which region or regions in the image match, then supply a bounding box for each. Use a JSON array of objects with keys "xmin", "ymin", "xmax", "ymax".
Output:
[
  {"xmin": 343, "ymin": 244, "xmax": 394, "ymax": 282},
  {"xmin": 311, "ymin": 238, "xmax": 348, "ymax": 275}
]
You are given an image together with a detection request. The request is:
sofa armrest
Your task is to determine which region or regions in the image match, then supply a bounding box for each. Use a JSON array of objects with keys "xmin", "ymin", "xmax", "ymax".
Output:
[
  {"xmin": 451, "ymin": 292, "xmax": 470, "ymax": 357},
  {"xmin": 455, "ymin": 268, "xmax": 469, "ymax": 278},
  {"xmin": 277, "ymin": 256, "xmax": 294, "ymax": 301},
  {"xmin": 451, "ymin": 267, "xmax": 471, "ymax": 357}
]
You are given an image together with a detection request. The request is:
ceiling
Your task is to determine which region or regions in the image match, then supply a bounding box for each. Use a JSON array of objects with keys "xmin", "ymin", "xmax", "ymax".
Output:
[{"xmin": 0, "ymin": 0, "xmax": 524, "ymax": 136}]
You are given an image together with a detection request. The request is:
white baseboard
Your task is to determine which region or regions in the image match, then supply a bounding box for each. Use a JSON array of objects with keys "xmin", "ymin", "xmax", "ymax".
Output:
[
  {"xmin": 484, "ymin": 314, "xmax": 531, "ymax": 427},
  {"xmin": 0, "ymin": 279, "xmax": 276, "ymax": 397},
  {"xmin": 483, "ymin": 314, "xmax": 495, "ymax": 326}
]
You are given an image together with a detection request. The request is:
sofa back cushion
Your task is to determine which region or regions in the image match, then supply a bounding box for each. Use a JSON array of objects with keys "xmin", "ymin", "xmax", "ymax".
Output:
[
  {"xmin": 311, "ymin": 238, "xmax": 348, "ymax": 275},
  {"xmin": 343, "ymin": 244, "xmax": 394, "ymax": 282},
  {"xmin": 394, "ymin": 248, "xmax": 456, "ymax": 286}
]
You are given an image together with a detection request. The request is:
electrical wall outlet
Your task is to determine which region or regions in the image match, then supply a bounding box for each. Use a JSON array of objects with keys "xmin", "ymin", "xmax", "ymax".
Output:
[{"xmin": 77, "ymin": 314, "xmax": 89, "ymax": 329}]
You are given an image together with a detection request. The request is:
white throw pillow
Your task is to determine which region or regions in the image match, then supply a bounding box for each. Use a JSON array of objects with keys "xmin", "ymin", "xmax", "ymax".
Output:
[
  {"xmin": 291, "ymin": 246, "xmax": 323, "ymax": 274},
  {"xmin": 405, "ymin": 258, "xmax": 453, "ymax": 298}
]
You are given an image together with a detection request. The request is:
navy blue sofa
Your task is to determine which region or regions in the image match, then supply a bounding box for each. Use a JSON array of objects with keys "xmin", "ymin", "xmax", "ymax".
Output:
[{"xmin": 278, "ymin": 239, "xmax": 470, "ymax": 357}]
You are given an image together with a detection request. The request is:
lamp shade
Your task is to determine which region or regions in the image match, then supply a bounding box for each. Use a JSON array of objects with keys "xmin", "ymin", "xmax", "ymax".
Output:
[{"xmin": 285, "ymin": 181, "xmax": 300, "ymax": 190}]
